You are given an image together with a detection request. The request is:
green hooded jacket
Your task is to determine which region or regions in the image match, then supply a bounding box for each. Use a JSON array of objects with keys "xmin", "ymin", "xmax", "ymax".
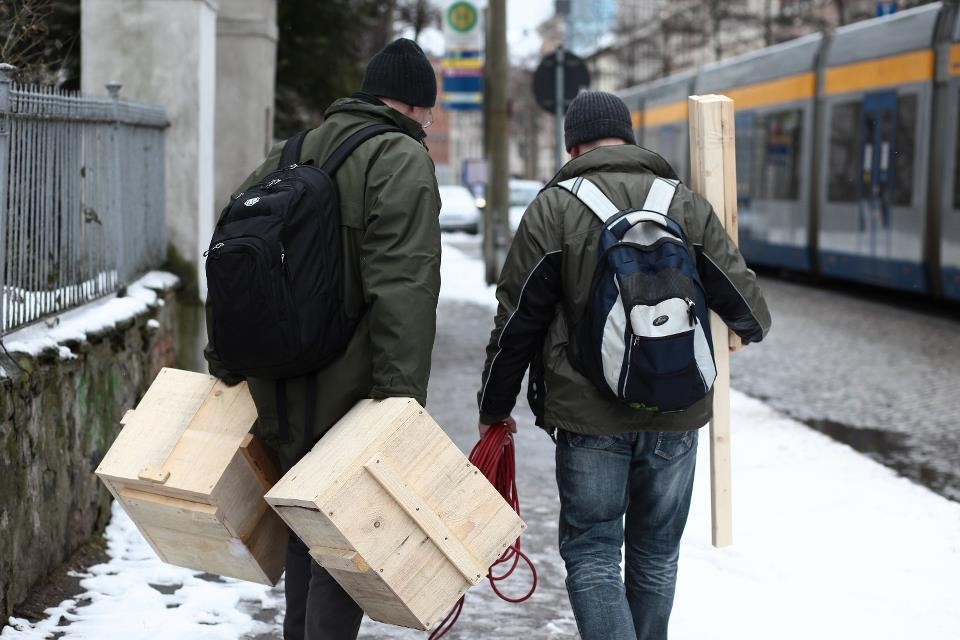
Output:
[
  {"xmin": 204, "ymin": 96, "xmax": 441, "ymax": 468},
  {"xmin": 477, "ymin": 144, "xmax": 772, "ymax": 435}
]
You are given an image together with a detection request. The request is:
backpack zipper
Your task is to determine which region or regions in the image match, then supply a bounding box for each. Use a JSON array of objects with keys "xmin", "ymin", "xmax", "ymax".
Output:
[
  {"xmin": 685, "ymin": 298, "xmax": 697, "ymax": 326},
  {"xmin": 203, "ymin": 242, "xmax": 225, "ymax": 257}
]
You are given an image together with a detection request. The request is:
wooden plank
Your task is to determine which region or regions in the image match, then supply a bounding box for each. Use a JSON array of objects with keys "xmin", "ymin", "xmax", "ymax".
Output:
[
  {"xmin": 265, "ymin": 398, "xmax": 421, "ymax": 509},
  {"xmin": 310, "ymin": 546, "xmax": 370, "ymax": 574},
  {"xmin": 239, "ymin": 433, "xmax": 280, "ymax": 488},
  {"xmin": 364, "ymin": 456, "xmax": 486, "ymax": 585},
  {"xmin": 95, "ymin": 368, "xmax": 214, "ymax": 483},
  {"xmin": 272, "ymin": 505, "xmax": 353, "ymax": 551},
  {"xmin": 688, "ymin": 94, "xmax": 736, "ymax": 548},
  {"xmin": 118, "ymin": 487, "xmax": 230, "ymax": 540},
  {"xmin": 137, "ymin": 466, "xmax": 170, "ymax": 484},
  {"xmin": 327, "ymin": 567, "xmax": 425, "ymax": 630},
  {"xmin": 161, "ymin": 380, "xmax": 259, "ymax": 494}
]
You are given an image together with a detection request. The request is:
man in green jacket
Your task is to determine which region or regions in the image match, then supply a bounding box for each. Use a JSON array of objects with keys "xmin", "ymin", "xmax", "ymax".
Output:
[
  {"xmin": 205, "ymin": 39, "xmax": 441, "ymax": 640},
  {"xmin": 477, "ymin": 91, "xmax": 771, "ymax": 640}
]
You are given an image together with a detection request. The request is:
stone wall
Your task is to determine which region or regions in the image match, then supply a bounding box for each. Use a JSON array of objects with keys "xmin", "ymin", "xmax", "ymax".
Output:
[{"xmin": 0, "ymin": 282, "xmax": 179, "ymax": 622}]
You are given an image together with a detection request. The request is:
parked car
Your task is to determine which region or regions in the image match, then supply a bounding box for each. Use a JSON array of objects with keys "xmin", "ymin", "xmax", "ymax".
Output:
[
  {"xmin": 508, "ymin": 179, "xmax": 544, "ymax": 232},
  {"xmin": 438, "ymin": 185, "xmax": 482, "ymax": 234}
]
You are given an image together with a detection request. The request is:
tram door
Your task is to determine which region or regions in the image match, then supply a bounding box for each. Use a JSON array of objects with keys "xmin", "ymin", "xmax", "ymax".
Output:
[{"xmin": 859, "ymin": 91, "xmax": 898, "ymax": 267}]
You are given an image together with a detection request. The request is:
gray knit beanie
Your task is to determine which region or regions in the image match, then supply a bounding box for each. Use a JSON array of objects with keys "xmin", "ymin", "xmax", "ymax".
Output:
[
  {"xmin": 564, "ymin": 90, "xmax": 636, "ymax": 151},
  {"xmin": 361, "ymin": 38, "xmax": 437, "ymax": 107}
]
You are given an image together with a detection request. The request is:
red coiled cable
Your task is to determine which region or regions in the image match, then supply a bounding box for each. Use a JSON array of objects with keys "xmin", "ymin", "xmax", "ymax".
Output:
[{"xmin": 428, "ymin": 422, "xmax": 538, "ymax": 639}]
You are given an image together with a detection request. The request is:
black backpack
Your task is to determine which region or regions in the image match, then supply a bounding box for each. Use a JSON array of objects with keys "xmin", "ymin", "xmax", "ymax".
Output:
[{"xmin": 204, "ymin": 123, "xmax": 405, "ymax": 380}]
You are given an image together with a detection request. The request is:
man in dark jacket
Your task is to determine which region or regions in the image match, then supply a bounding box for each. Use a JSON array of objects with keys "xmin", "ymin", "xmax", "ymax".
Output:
[
  {"xmin": 477, "ymin": 91, "xmax": 771, "ymax": 640},
  {"xmin": 205, "ymin": 39, "xmax": 441, "ymax": 640}
]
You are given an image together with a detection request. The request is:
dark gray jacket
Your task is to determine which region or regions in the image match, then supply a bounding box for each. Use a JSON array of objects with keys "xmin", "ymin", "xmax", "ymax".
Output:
[{"xmin": 477, "ymin": 144, "xmax": 771, "ymax": 435}]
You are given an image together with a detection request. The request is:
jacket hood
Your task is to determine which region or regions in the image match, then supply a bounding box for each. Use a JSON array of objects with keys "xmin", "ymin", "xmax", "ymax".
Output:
[
  {"xmin": 324, "ymin": 97, "xmax": 426, "ymax": 142},
  {"xmin": 547, "ymin": 144, "xmax": 680, "ymax": 187}
]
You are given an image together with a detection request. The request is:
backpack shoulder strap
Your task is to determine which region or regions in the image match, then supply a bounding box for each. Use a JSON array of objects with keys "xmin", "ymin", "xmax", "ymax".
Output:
[
  {"xmin": 278, "ymin": 129, "xmax": 310, "ymax": 169},
  {"xmin": 320, "ymin": 123, "xmax": 408, "ymax": 176},
  {"xmin": 641, "ymin": 177, "xmax": 680, "ymax": 217},
  {"xmin": 557, "ymin": 177, "xmax": 620, "ymax": 223}
]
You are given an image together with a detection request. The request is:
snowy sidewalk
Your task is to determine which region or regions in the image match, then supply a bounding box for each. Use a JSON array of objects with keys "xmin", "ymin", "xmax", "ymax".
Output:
[{"xmin": 4, "ymin": 238, "xmax": 960, "ymax": 639}]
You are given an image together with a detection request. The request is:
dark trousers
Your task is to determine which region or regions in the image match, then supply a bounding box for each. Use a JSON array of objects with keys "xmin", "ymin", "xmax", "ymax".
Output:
[{"xmin": 284, "ymin": 533, "xmax": 364, "ymax": 640}]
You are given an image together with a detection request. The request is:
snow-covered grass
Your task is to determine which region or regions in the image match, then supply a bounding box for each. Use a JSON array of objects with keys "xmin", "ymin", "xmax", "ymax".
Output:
[{"xmin": 1, "ymin": 271, "xmax": 178, "ymax": 360}]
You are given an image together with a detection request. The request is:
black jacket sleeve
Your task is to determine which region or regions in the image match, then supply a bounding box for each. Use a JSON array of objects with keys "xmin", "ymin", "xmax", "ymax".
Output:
[
  {"xmin": 477, "ymin": 198, "xmax": 563, "ymax": 424},
  {"xmin": 694, "ymin": 209, "xmax": 772, "ymax": 343}
]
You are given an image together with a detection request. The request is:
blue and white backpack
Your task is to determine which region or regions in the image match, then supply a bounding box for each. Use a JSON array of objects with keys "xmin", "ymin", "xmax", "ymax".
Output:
[{"xmin": 558, "ymin": 176, "xmax": 717, "ymax": 412}]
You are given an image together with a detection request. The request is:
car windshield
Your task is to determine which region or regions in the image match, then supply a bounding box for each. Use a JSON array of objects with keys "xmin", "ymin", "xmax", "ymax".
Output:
[
  {"xmin": 509, "ymin": 186, "xmax": 540, "ymax": 208},
  {"xmin": 439, "ymin": 186, "xmax": 477, "ymax": 211}
]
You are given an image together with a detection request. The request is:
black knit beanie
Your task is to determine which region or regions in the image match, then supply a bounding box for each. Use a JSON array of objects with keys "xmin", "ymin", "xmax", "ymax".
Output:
[
  {"xmin": 564, "ymin": 90, "xmax": 636, "ymax": 151},
  {"xmin": 361, "ymin": 38, "xmax": 437, "ymax": 108}
]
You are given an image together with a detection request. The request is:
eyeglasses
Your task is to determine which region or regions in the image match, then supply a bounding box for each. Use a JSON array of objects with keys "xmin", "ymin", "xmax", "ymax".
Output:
[{"xmin": 423, "ymin": 118, "xmax": 433, "ymax": 129}]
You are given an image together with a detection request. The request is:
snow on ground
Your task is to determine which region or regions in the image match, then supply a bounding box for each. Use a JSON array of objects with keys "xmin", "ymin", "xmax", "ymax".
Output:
[
  {"xmin": 4, "ymin": 239, "xmax": 960, "ymax": 638},
  {"xmin": 2, "ymin": 271, "xmax": 178, "ymax": 360},
  {"xmin": 3, "ymin": 502, "xmax": 282, "ymax": 640},
  {"xmin": 440, "ymin": 240, "xmax": 497, "ymax": 309}
]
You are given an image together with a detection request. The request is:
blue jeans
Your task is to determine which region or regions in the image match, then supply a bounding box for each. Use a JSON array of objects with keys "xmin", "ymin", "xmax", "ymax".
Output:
[{"xmin": 555, "ymin": 429, "xmax": 698, "ymax": 640}]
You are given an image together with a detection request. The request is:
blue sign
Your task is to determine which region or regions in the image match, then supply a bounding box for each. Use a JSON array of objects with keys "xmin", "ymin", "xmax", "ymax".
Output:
[
  {"xmin": 443, "ymin": 50, "xmax": 483, "ymax": 111},
  {"xmin": 876, "ymin": 2, "xmax": 897, "ymax": 16}
]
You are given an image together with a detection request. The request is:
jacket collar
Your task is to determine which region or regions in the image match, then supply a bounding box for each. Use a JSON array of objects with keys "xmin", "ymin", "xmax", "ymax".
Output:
[
  {"xmin": 546, "ymin": 144, "xmax": 680, "ymax": 187},
  {"xmin": 324, "ymin": 96, "xmax": 427, "ymax": 142}
]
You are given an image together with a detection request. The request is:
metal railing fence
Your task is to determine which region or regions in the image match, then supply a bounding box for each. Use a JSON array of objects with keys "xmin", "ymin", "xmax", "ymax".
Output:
[{"xmin": 0, "ymin": 64, "xmax": 167, "ymax": 335}]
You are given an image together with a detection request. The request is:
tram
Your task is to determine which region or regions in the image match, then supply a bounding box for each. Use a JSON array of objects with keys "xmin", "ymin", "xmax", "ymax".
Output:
[{"xmin": 619, "ymin": 2, "xmax": 960, "ymax": 300}]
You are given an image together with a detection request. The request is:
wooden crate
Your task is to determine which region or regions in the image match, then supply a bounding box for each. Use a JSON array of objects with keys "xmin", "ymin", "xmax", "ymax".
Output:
[
  {"xmin": 264, "ymin": 398, "xmax": 525, "ymax": 630},
  {"xmin": 95, "ymin": 368, "xmax": 286, "ymax": 585}
]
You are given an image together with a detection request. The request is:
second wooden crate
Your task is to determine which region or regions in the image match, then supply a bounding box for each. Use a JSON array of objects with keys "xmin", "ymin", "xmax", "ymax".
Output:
[{"xmin": 264, "ymin": 397, "xmax": 525, "ymax": 630}]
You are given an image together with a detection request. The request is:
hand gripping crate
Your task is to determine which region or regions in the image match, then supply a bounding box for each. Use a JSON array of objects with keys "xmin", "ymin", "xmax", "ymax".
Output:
[
  {"xmin": 264, "ymin": 397, "xmax": 526, "ymax": 630},
  {"xmin": 95, "ymin": 368, "xmax": 286, "ymax": 585}
]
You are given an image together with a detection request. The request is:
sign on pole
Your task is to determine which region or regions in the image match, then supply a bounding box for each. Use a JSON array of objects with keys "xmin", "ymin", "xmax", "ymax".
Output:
[
  {"xmin": 443, "ymin": 1, "xmax": 483, "ymax": 49},
  {"xmin": 533, "ymin": 48, "xmax": 590, "ymax": 172},
  {"xmin": 443, "ymin": 1, "xmax": 484, "ymax": 112},
  {"xmin": 532, "ymin": 49, "xmax": 590, "ymax": 113}
]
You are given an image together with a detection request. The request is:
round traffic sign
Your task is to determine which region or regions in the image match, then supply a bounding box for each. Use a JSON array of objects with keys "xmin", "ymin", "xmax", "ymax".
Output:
[
  {"xmin": 447, "ymin": 2, "xmax": 479, "ymax": 33},
  {"xmin": 533, "ymin": 49, "xmax": 591, "ymax": 113}
]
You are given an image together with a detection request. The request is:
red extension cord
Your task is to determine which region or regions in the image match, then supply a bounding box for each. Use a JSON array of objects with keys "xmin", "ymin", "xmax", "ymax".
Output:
[{"xmin": 428, "ymin": 422, "xmax": 538, "ymax": 639}]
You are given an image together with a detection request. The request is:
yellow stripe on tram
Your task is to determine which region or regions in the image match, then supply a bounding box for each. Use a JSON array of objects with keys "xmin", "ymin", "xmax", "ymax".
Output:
[
  {"xmin": 825, "ymin": 50, "xmax": 935, "ymax": 95},
  {"xmin": 952, "ymin": 44, "xmax": 960, "ymax": 78},
  {"xmin": 722, "ymin": 73, "xmax": 816, "ymax": 110},
  {"xmin": 643, "ymin": 101, "xmax": 688, "ymax": 127}
]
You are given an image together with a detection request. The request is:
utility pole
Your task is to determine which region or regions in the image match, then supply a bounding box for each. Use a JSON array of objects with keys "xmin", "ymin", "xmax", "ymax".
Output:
[
  {"xmin": 554, "ymin": 47, "xmax": 565, "ymax": 174},
  {"xmin": 484, "ymin": 0, "xmax": 509, "ymax": 284}
]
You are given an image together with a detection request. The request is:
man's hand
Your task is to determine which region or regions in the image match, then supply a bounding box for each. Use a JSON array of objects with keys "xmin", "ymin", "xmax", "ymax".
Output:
[
  {"xmin": 479, "ymin": 416, "xmax": 518, "ymax": 438},
  {"xmin": 729, "ymin": 331, "xmax": 746, "ymax": 354}
]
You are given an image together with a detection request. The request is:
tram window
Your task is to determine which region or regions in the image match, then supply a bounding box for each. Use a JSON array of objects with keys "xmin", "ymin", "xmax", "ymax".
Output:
[
  {"xmin": 827, "ymin": 101, "xmax": 862, "ymax": 203},
  {"xmin": 892, "ymin": 93, "xmax": 917, "ymax": 206},
  {"xmin": 954, "ymin": 91, "xmax": 960, "ymax": 209},
  {"xmin": 655, "ymin": 125, "xmax": 682, "ymax": 169},
  {"xmin": 758, "ymin": 109, "xmax": 802, "ymax": 200},
  {"xmin": 735, "ymin": 116, "xmax": 754, "ymax": 201}
]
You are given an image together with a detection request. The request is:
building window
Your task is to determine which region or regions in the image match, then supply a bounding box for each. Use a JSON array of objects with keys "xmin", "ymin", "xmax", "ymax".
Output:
[
  {"xmin": 892, "ymin": 93, "xmax": 917, "ymax": 207},
  {"xmin": 757, "ymin": 109, "xmax": 803, "ymax": 201},
  {"xmin": 827, "ymin": 101, "xmax": 862, "ymax": 203}
]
